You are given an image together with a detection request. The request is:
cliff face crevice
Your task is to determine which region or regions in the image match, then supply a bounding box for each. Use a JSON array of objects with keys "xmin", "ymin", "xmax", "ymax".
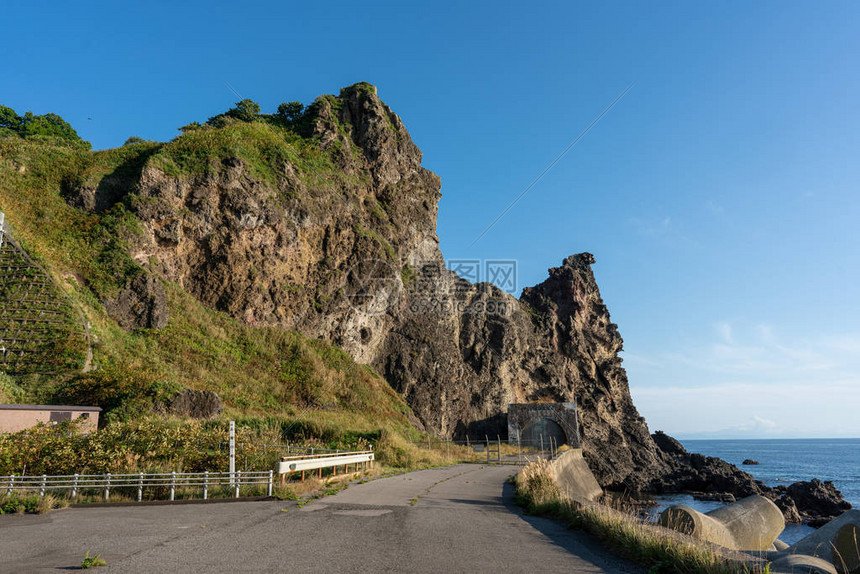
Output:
[{"xmin": 119, "ymin": 83, "xmax": 670, "ymax": 489}]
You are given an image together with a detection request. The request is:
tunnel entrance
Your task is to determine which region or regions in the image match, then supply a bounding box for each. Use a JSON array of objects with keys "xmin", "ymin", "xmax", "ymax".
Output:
[
  {"xmin": 520, "ymin": 417, "xmax": 567, "ymax": 447},
  {"xmin": 507, "ymin": 402, "xmax": 580, "ymax": 447}
]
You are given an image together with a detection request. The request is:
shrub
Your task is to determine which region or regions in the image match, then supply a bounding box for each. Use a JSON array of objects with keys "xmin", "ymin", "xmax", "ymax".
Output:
[
  {"xmin": 0, "ymin": 105, "xmax": 90, "ymax": 148},
  {"xmin": 178, "ymin": 121, "xmax": 203, "ymax": 133},
  {"xmin": 277, "ymin": 101, "xmax": 304, "ymax": 123},
  {"xmin": 227, "ymin": 99, "xmax": 261, "ymax": 122},
  {"xmin": 1, "ymin": 493, "xmax": 37, "ymax": 514},
  {"xmin": 0, "ymin": 372, "xmax": 26, "ymax": 402},
  {"xmin": 123, "ymin": 136, "xmax": 146, "ymax": 145},
  {"xmin": 0, "ymin": 418, "xmax": 227, "ymax": 476},
  {"xmin": 0, "ymin": 493, "xmax": 66, "ymax": 514},
  {"xmin": 20, "ymin": 112, "xmax": 90, "ymax": 148},
  {"xmin": 0, "ymin": 105, "xmax": 20, "ymax": 130}
]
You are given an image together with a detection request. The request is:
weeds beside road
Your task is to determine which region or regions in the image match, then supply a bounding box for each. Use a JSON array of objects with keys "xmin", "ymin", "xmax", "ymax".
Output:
[{"xmin": 515, "ymin": 459, "xmax": 773, "ymax": 574}]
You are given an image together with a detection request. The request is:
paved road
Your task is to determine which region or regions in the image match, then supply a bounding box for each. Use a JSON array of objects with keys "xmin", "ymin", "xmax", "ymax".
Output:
[{"xmin": 0, "ymin": 464, "xmax": 641, "ymax": 573}]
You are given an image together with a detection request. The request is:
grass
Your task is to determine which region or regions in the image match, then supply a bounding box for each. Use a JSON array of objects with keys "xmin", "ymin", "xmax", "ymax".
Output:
[
  {"xmin": 401, "ymin": 263, "xmax": 417, "ymax": 288},
  {"xmin": 515, "ymin": 460, "xmax": 773, "ymax": 574},
  {"xmin": 0, "ymin": 137, "xmax": 152, "ymax": 299},
  {"xmin": 81, "ymin": 551, "xmax": 106, "ymax": 569},
  {"xmin": 0, "ymin": 493, "xmax": 67, "ymax": 514},
  {"xmin": 79, "ymin": 282, "xmax": 413, "ymax": 425},
  {"xmin": 296, "ymin": 481, "xmax": 350, "ymax": 508},
  {"xmin": 149, "ymin": 112, "xmax": 370, "ymax": 193}
]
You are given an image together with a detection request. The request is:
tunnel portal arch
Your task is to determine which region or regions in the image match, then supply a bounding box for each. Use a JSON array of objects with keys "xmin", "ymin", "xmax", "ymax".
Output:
[
  {"xmin": 520, "ymin": 417, "xmax": 567, "ymax": 447},
  {"xmin": 507, "ymin": 402, "xmax": 580, "ymax": 447}
]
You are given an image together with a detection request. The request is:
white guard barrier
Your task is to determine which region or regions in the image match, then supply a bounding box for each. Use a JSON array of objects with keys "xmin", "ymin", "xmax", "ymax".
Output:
[{"xmin": 277, "ymin": 451, "xmax": 374, "ymax": 474}]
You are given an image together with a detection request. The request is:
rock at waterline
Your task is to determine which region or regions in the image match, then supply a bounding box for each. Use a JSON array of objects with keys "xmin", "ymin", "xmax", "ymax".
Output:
[
  {"xmin": 743, "ymin": 459, "xmax": 761, "ymax": 465},
  {"xmin": 773, "ymin": 479, "xmax": 853, "ymax": 528}
]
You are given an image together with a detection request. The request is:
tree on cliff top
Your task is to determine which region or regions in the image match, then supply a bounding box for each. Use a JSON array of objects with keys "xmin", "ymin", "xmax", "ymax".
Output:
[
  {"xmin": 276, "ymin": 101, "xmax": 304, "ymax": 123},
  {"xmin": 227, "ymin": 99, "xmax": 261, "ymax": 122},
  {"xmin": 206, "ymin": 98, "xmax": 261, "ymax": 127},
  {"xmin": 0, "ymin": 105, "xmax": 90, "ymax": 149}
]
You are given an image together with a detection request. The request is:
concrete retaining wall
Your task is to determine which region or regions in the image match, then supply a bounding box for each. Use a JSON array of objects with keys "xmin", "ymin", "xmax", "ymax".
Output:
[{"xmin": 549, "ymin": 448, "xmax": 603, "ymax": 502}]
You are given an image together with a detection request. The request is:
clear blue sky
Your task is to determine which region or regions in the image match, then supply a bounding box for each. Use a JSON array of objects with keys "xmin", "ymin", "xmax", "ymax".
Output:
[{"xmin": 4, "ymin": 1, "xmax": 858, "ymax": 438}]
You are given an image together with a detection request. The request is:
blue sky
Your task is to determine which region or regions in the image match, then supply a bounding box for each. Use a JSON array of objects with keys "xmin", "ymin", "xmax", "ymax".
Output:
[{"xmin": 4, "ymin": 1, "xmax": 858, "ymax": 437}]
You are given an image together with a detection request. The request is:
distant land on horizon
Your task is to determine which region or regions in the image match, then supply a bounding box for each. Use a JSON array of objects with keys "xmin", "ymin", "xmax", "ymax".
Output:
[{"xmin": 674, "ymin": 433, "xmax": 860, "ymax": 441}]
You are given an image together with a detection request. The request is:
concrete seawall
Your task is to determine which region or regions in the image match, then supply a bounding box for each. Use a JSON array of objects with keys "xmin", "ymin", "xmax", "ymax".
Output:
[{"xmin": 550, "ymin": 448, "xmax": 603, "ymax": 503}]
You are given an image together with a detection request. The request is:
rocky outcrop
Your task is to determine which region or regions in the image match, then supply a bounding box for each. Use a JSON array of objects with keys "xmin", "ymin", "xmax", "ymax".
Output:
[
  {"xmin": 167, "ymin": 389, "xmax": 223, "ymax": 419},
  {"xmin": 652, "ymin": 430, "xmax": 686, "ymax": 457},
  {"xmin": 652, "ymin": 451, "xmax": 766, "ymax": 499},
  {"xmin": 103, "ymin": 272, "xmax": 168, "ymax": 330},
  {"xmin": 774, "ymin": 480, "xmax": 853, "ymax": 527}
]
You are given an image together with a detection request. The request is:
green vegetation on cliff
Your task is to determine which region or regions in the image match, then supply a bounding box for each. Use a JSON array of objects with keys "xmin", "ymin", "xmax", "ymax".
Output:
[
  {"xmin": 0, "ymin": 89, "xmax": 427, "ymax": 472},
  {"xmin": 0, "ymin": 105, "xmax": 90, "ymax": 150}
]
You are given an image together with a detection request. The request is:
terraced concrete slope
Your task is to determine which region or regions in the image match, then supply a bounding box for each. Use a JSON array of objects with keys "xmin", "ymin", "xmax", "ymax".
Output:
[{"xmin": 0, "ymin": 230, "xmax": 88, "ymax": 375}]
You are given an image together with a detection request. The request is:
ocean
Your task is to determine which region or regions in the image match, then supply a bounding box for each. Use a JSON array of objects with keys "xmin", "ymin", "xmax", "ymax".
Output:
[{"xmin": 649, "ymin": 438, "xmax": 860, "ymax": 545}]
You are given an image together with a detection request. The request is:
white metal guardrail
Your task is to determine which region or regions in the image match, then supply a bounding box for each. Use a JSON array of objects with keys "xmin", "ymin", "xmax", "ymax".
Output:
[
  {"xmin": 2, "ymin": 451, "xmax": 375, "ymax": 502},
  {"xmin": 277, "ymin": 450, "xmax": 374, "ymax": 481},
  {"xmin": 3, "ymin": 470, "xmax": 273, "ymax": 502}
]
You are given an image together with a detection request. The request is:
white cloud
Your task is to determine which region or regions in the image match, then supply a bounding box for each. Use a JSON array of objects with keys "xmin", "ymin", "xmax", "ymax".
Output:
[
  {"xmin": 627, "ymin": 322, "xmax": 860, "ymax": 438},
  {"xmin": 632, "ymin": 380, "xmax": 860, "ymax": 438},
  {"xmin": 629, "ymin": 215, "xmax": 671, "ymax": 237},
  {"xmin": 733, "ymin": 415, "xmax": 778, "ymax": 432}
]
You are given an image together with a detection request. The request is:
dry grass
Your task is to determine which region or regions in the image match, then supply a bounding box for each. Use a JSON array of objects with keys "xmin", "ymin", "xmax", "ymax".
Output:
[
  {"xmin": 375, "ymin": 428, "xmax": 472, "ymax": 469},
  {"xmin": 515, "ymin": 461, "xmax": 772, "ymax": 574}
]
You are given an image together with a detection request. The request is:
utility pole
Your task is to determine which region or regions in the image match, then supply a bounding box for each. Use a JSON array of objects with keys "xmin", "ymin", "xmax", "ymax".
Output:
[{"xmin": 229, "ymin": 421, "xmax": 236, "ymax": 486}]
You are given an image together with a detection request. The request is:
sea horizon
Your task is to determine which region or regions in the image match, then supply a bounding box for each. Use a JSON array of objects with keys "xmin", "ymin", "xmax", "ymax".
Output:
[
  {"xmin": 674, "ymin": 436, "xmax": 860, "ymax": 441},
  {"xmin": 676, "ymin": 437, "xmax": 859, "ymax": 507}
]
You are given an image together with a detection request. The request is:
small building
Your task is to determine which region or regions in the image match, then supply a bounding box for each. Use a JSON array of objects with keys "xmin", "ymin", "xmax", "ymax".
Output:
[{"xmin": 0, "ymin": 404, "xmax": 101, "ymax": 434}]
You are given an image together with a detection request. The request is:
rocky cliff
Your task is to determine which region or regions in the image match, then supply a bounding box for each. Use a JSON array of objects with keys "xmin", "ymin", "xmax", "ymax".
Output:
[{"xmin": 60, "ymin": 83, "xmax": 673, "ymax": 490}]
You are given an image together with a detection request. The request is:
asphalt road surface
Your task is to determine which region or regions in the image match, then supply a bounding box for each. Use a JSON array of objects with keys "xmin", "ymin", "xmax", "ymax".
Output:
[{"xmin": 0, "ymin": 463, "xmax": 641, "ymax": 573}]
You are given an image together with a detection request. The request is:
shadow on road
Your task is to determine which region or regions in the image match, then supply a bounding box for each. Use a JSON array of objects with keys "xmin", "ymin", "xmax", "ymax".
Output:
[{"xmin": 499, "ymin": 480, "xmax": 641, "ymax": 573}]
